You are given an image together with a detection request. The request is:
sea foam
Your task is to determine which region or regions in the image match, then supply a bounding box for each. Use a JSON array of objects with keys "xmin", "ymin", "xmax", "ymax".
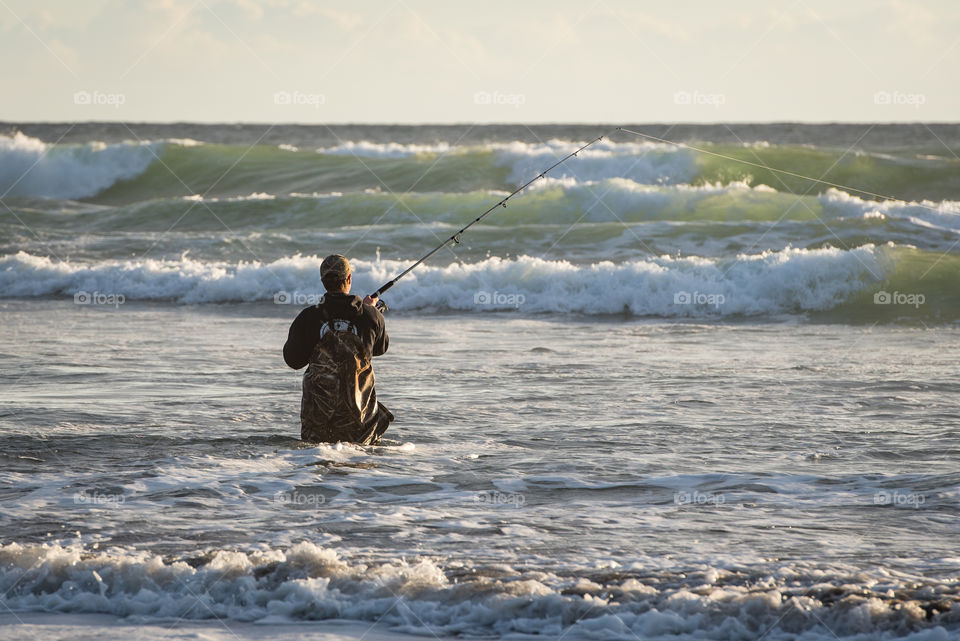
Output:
[
  {"xmin": 0, "ymin": 246, "xmax": 884, "ymax": 316},
  {"xmin": 0, "ymin": 541, "xmax": 953, "ymax": 639}
]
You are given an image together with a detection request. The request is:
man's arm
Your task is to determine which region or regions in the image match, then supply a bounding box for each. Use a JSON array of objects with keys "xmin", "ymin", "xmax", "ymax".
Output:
[
  {"xmin": 363, "ymin": 297, "xmax": 389, "ymax": 357},
  {"xmin": 283, "ymin": 309, "xmax": 313, "ymax": 369},
  {"xmin": 373, "ymin": 320, "xmax": 389, "ymax": 357}
]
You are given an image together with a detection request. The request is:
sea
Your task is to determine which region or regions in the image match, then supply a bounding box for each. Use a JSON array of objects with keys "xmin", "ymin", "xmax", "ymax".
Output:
[{"xmin": 1, "ymin": 122, "xmax": 958, "ymax": 641}]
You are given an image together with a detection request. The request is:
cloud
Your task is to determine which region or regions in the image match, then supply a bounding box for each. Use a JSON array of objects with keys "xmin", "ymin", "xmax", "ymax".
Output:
[
  {"xmin": 291, "ymin": 3, "xmax": 362, "ymax": 31},
  {"xmin": 48, "ymin": 38, "xmax": 80, "ymax": 71},
  {"xmin": 242, "ymin": 0, "xmax": 266, "ymax": 21},
  {"xmin": 605, "ymin": 6, "xmax": 690, "ymax": 41},
  {"xmin": 887, "ymin": 0, "xmax": 939, "ymax": 43}
]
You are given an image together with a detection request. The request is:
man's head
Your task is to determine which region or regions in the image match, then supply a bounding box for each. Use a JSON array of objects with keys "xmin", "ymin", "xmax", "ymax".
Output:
[{"xmin": 320, "ymin": 254, "xmax": 352, "ymax": 293}]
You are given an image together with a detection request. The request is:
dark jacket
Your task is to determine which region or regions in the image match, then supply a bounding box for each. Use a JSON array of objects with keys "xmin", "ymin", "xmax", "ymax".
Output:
[{"xmin": 283, "ymin": 293, "xmax": 389, "ymax": 370}]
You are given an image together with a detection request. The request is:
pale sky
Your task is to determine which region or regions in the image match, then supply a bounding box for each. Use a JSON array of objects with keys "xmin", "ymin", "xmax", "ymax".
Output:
[{"xmin": 2, "ymin": 0, "xmax": 958, "ymax": 123}]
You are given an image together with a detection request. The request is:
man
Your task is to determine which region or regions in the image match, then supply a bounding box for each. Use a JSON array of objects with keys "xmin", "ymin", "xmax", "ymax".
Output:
[{"xmin": 283, "ymin": 254, "xmax": 393, "ymax": 444}]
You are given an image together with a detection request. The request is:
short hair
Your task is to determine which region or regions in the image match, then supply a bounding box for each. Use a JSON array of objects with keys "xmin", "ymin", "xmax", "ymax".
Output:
[{"xmin": 321, "ymin": 273, "xmax": 348, "ymax": 291}]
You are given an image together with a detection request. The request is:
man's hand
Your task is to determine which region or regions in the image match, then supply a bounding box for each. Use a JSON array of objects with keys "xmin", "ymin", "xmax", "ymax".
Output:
[{"xmin": 363, "ymin": 294, "xmax": 378, "ymax": 306}]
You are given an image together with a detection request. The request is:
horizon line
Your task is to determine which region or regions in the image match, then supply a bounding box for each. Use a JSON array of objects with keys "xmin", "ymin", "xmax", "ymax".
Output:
[{"xmin": 4, "ymin": 119, "xmax": 960, "ymax": 127}]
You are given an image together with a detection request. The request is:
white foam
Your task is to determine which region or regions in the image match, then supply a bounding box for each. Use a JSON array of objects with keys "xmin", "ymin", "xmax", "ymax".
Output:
[
  {"xmin": 155, "ymin": 137, "xmax": 203, "ymax": 147},
  {"xmin": 318, "ymin": 140, "xmax": 454, "ymax": 158},
  {"xmin": 0, "ymin": 246, "xmax": 885, "ymax": 316},
  {"xmin": 0, "ymin": 542, "xmax": 952, "ymax": 639},
  {"xmin": 0, "ymin": 613, "xmax": 427, "ymax": 641},
  {"xmin": 821, "ymin": 188, "xmax": 960, "ymax": 233},
  {"xmin": 182, "ymin": 191, "xmax": 276, "ymax": 203}
]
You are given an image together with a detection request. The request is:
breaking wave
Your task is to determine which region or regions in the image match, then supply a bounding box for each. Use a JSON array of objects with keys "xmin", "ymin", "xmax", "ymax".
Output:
[
  {"xmin": 0, "ymin": 541, "xmax": 956, "ymax": 639},
  {"xmin": 0, "ymin": 132, "xmax": 158, "ymax": 200},
  {"xmin": 1, "ymin": 245, "xmax": 956, "ymax": 322}
]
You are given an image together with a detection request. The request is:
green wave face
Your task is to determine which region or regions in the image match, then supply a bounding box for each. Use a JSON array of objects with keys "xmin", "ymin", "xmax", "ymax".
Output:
[
  {"xmin": 825, "ymin": 245, "xmax": 960, "ymax": 324},
  {"xmin": 90, "ymin": 144, "xmax": 510, "ymax": 205},
  {"xmin": 696, "ymin": 144, "xmax": 960, "ymax": 202},
  {"xmin": 63, "ymin": 138, "xmax": 960, "ymax": 208}
]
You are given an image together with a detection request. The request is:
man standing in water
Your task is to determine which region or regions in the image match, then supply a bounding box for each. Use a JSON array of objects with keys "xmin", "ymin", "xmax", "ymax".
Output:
[{"xmin": 283, "ymin": 254, "xmax": 393, "ymax": 444}]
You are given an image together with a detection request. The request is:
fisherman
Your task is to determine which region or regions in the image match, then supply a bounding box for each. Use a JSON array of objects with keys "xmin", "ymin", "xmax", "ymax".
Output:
[
  {"xmin": 283, "ymin": 254, "xmax": 393, "ymax": 444},
  {"xmin": 279, "ymin": 137, "xmax": 601, "ymax": 444}
]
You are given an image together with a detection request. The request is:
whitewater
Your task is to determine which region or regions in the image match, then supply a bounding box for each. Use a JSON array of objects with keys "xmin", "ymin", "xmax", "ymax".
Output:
[{"xmin": 1, "ymin": 123, "xmax": 959, "ymax": 640}]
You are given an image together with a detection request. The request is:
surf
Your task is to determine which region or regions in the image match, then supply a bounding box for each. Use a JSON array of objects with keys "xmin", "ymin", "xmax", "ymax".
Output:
[
  {"xmin": 1, "ymin": 245, "xmax": 956, "ymax": 323},
  {"xmin": 1, "ymin": 540, "xmax": 955, "ymax": 638}
]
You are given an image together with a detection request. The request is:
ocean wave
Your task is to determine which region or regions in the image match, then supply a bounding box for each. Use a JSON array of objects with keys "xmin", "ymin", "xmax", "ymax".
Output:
[
  {"xmin": 0, "ymin": 246, "xmax": 921, "ymax": 320},
  {"xmin": 315, "ymin": 138, "xmax": 699, "ymax": 186},
  {"xmin": 0, "ymin": 132, "xmax": 159, "ymax": 200},
  {"xmin": 694, "ymin": 142, "xmax": 960, "ymax": 203},
  {"xmin": 6, "ymin": 132, "xmax": 959, "ymax": 204},
  {"xmin": 0, "ymin": 541, "xmax": 956, "ymax": 639},
  {"xmin": 821, "ymin": 189, "xmax": 960, "ymax": 234},
  {"xmin": 495, "ymin": 139, "xmax": 699, "ymax": 187},
  {"xmin": 10, "ymin": 181, "xmax": 956, "ymax": 264}
]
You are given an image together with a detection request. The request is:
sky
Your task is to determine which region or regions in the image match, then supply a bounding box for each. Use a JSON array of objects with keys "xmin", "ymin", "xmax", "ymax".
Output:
[{"xmin": 2, "ymin": 0, "xmax": 958, "ymax": 123}]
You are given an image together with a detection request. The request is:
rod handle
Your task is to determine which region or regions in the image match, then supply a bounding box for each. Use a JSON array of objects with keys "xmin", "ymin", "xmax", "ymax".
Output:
[{"xmin": 372, "ymin": 280, "xmax": 395, "ymax": 298}]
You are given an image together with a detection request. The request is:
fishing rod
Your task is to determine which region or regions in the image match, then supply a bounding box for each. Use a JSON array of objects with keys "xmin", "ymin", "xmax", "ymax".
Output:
[{"xmin": 368, "ymin": 131, "xmax": 612, "ymax": 308}]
